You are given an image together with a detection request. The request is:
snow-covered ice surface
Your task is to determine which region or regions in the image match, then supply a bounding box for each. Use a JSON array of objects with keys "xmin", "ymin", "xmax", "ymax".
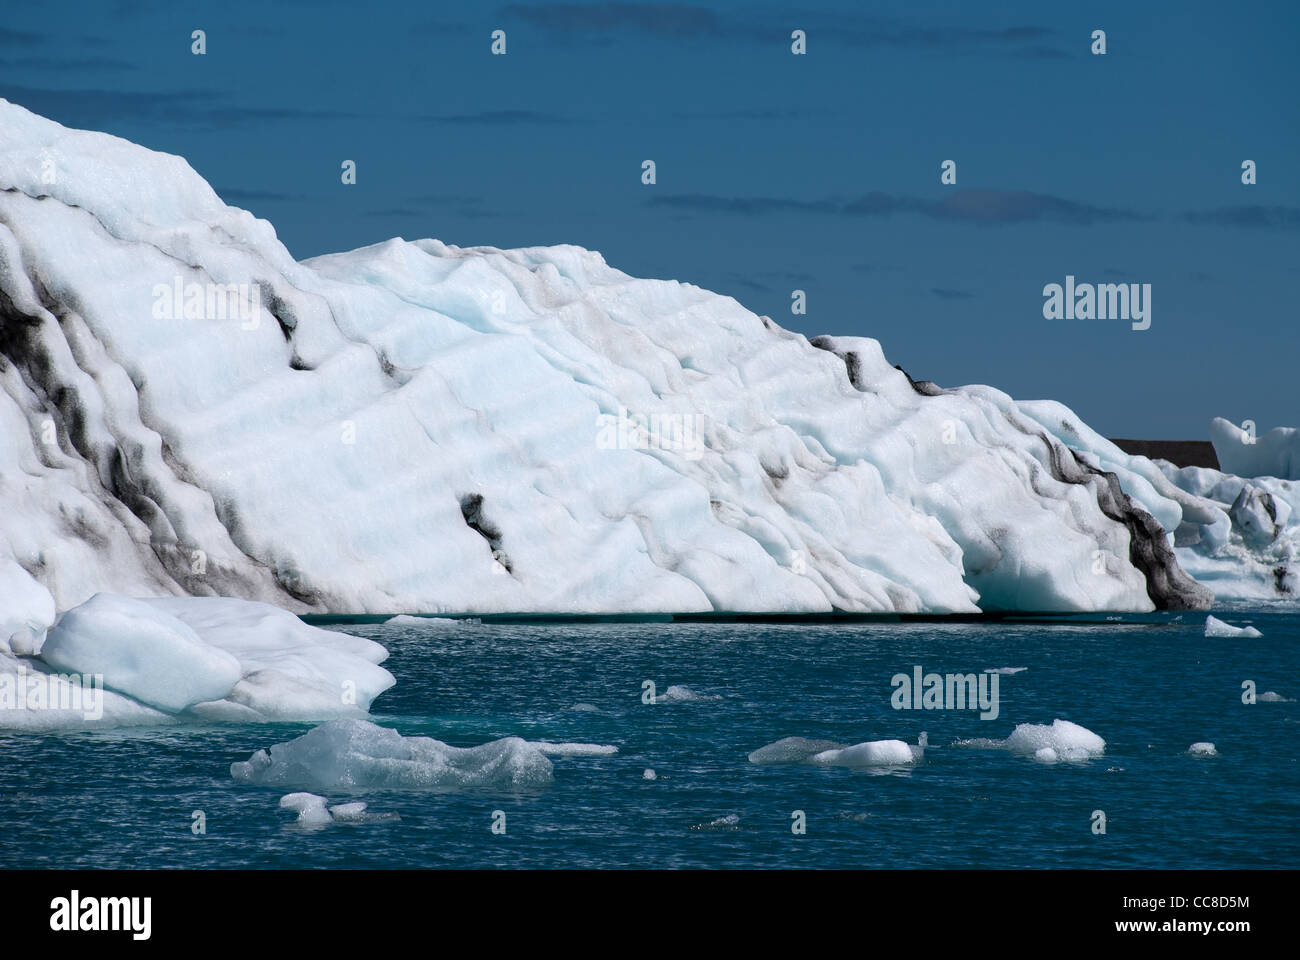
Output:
[{"xmin": 0, "ymin": 101, "xmax": 1294, "ymax": 614}]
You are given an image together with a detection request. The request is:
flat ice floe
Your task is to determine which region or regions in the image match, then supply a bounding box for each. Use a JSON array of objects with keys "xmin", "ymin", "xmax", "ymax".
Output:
[
  {"xmin": 529, "ymin": 741, "xmax": 619, "ymax": 757},
  {"xmin": 383, "ymin": 615, "xmax": 479, "ymax": 626},
  {"xmin": 231, "ymin": 718, "xmax": 555, "ymax": 791},
  {"xmin": 1204, "ymin": 615, "xmax": 1262, "ymax": 638}
]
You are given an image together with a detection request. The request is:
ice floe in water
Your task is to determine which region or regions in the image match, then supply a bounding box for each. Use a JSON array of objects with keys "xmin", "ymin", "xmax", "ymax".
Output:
[
  {"xmin": 812, "ymin": 739, "xmax": 918, "ymax": 767},
  {"xmin": 383, "ymin": 615, "xmax": 479, "ymax": 626},
  {"xmin": 656, "ymin": 685, "xmax": 721, "ymax": 703},
  {"xmin": 692, "ymin": 814, "xmax": 741, "ymax": 830},
  {"xmin": 279, "ymin": 792, "xmax": 400, "ymax": 826},
  {"xmin": 1204, "ymin": 615, "xmax": 1262, "ymax": 638},
  {"xmin": 232, "ymin": 718, "xmax": 553, "ymax": 791},
  {"xmin": 985, "ymin": 667, "xmax": 1028, "ymax": 675},
  {"xmin": 748, "ymin": 737, "xmax": 844, "ymax": 764},
  {"xmin": 529, "ymin": 742, "xmax": 618, "ymax": 757},
  {"xmin": 750, "ymin": 732, "xmax": 926, "ymax": 767},
  {"xmin": 1188, "ymin": 742, "xmax": 1219, "ymax": 757},
  {"xmin": 280, "ymin": 792, "xmax": 332, "ymax": 825},
  {"xmin": 1259, "ymin": 691, "xmax": 1294, "ymax": 702},
  {"xmin": 956, "ymin": 719, "xmax": 1105, "ymax": 761},
  {"xmin": 642, "ymin": 768, "xmax": 657, "ymax": 780}
]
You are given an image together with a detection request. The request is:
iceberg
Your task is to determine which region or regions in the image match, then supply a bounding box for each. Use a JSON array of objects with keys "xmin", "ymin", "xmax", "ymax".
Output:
[{"xmin": 0, "ymin": 99, "xmax": 1292, "ymax": 615}]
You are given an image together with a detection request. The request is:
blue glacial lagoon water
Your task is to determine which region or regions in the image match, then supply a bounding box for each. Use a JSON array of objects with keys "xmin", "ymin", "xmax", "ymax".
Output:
[{"xmin": 2, "ymin": 607, "xmax": 1297, "ymax": 869}]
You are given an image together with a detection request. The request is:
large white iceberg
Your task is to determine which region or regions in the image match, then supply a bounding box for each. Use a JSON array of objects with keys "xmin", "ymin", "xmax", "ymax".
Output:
[{"xmin": 0, "ymin": 99, "xmax": 1292, "ymax": 614}]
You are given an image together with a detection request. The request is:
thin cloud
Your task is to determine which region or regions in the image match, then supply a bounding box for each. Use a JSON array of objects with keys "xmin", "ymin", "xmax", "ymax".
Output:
[
  {"xmin": 931, "ymin": 287, "xmax": 974, "ymax": 300},
  {"xmin": 502, "ymin": 4, "xmax": 1069, "ymax": 56},
  {"xmin": 650, "ymin": 189, "xmax": 1142, "ymax": 226}
]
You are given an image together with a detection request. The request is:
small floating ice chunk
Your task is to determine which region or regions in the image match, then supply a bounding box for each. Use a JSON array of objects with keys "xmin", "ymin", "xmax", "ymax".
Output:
[
  {"xmin": 1188, "ymin": 742, "xmax": 1219, "ymax": 756},
  {"xmin": 383, "ymin": 615, "xmax": 479, "ymax": 626},
  {"xmin": 747, "ymin": 737, "xmax": 844, "ymax": 764},
  {"xmin": 569, "ymin": 702, "xmax": 600, "ymax": 712},
  {"xmin": 1006, "ymin": 719, "xmax": 1105, "ymax": 760},
  {"xmin": 658, "ymin": 685, "xmax": 721, "ymax": 703},
  {"xmin": 812, "ymin": 739, "xmax": 917, "ymax": 767},
  {"xmin": 1259, "ymin": 691, "xmax": 1293, "ymax": 702},
  {"xmin": 529, "ymin": 742, "xmax": 618, "ymax": 757},
  {"xmin": 693, "ymin": 814, "xmax": 740, "ymax": 829},
  {"xmin": 232, "ymin": 718, "xmax": 553, "ymax": 791},
  {"xmin": 1205, "ymin": 615, "xmax": 1262, "ymax": 638},
  {"xmin": 643, "ymin": 768, "xmax": 656, "ymax": 780},
  {"xmin": 985, "ymin": 667, "xmax": 1027, "ymax": 675},
  {"xmin": 279, "ymin": 792, "xmax": 332, "ymax": 825},
  {"xmin": 328, "ymin": 801, "xmax": 400, "ymax": 823}
]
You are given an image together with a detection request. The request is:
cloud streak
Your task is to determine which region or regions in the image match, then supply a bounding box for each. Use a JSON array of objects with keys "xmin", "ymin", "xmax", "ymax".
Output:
[{"xmin": 649, "ymin": 189, "xmax": 1144, "ymax": 226}]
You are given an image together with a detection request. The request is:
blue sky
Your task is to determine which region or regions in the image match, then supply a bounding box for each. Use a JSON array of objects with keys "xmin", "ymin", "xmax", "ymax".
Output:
[{"xmin": 3, "ymin": 0, "xmax": 1297, "ymax": 438}]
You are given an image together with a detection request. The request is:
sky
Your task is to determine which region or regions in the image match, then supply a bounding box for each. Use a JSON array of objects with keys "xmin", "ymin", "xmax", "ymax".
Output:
[{"xmin": 2, "ymin": 0, "xmax": 1297, "ymax": 439}]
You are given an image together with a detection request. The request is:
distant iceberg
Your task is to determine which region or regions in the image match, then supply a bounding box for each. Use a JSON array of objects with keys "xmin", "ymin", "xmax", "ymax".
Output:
[{"xmin": 0, "ymin": 99, "xmax": 1292, "ymax": 616}]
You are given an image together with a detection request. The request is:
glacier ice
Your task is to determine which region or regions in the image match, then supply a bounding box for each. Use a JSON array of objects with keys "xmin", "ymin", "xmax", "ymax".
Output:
[
  {"xmin": 0, "ymin": 99, "xmax": 1292, "ymax": 615},
  {"xmin": 1187, "ymin": 742, "xmax": 1218, "ymax": 757},
  {"xmin": 231, "ymin": 718, "xmax": 555, "ymax": 792}
]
